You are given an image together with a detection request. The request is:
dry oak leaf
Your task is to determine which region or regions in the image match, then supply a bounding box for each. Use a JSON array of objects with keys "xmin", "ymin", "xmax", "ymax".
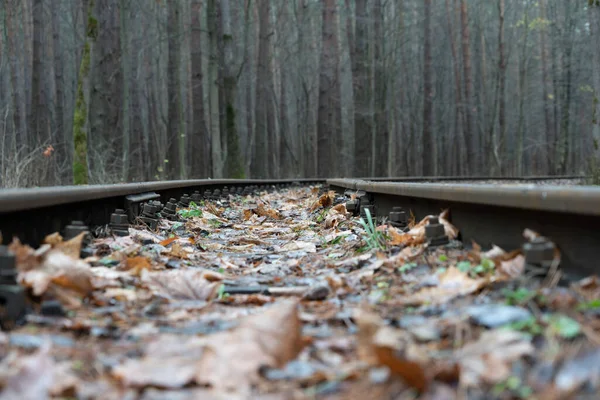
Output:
[
  {"xmin": 123, "ymin": 256, "xmax": 152, "ymax": 276},
  {"xmin": 0, "ymin": 343, "xmax": 79, "ymax": 400},
  {"xmin": 353, "ymin": 306, "xmax": 429, "ymax": 392},
  {"xmin": 458, "ymin": 329, "xmax": 534, "ymax": 387},
  {"xmin": 141, "ymin": 269, "xmax": 222, "ymax": 301},
  {"xmin": 404, "ymin": 210, "xmax": 459, "ymax": 242},
  {"xmin": 309, "ymin": 191, "xmax": 335, "ymax": 212},
  {"xmin": 18, "ymin": 250, "xmax": 93, "ymax": 297},
  {"xmin": 169, "ymin": 242, "xmax": 189, "ymax": 259},
  {"xmin": 112, "ymin": 300, "xmax": 304, "ymax": 392},
  {"xmin": 55, "ymin": 232, "xmax": 87, "ymax": 259},
  {"xmin": 256, "ymin": 202, "xmax": 282, "ymax": 220},
  {"xmin": 394, "ymin": 266, "xmax": 487, "ymax": 306},
  {"xmin": 498, "ymin": 254, "xmax": 526, "ymax": 279}
]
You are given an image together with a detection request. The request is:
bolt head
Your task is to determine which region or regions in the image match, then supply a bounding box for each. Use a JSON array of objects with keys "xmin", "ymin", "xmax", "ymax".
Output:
[{"xmin": 523, "ymin": 237, "xmax": 555, "ymax": 266}]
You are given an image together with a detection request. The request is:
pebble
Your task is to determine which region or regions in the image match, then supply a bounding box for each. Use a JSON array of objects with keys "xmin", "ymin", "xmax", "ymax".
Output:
[
  {"xmin": 10, "ymin": 333, "xmax": 74, "ymax": 349},
  {"xmin": 397, "ymin": 315, "xmax": 427, "ymax": 328},
  {"xmin": 408, "ymin": 324, "xmax": 441, "ymax": 342},
  {"xmin": 467, "ymin": 304, "xmax": 532, "ymax": 328},
  {"xmin": 303, "ymin": 284, "xmax": 331, "ymax": 301},
  {"xmin": 555, "ymin": 348, "xmax": 600, "ymax": 392}
]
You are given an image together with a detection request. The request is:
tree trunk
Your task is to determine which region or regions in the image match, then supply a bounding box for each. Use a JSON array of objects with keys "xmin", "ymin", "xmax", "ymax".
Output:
[
  {"xmin": 252, "ymin": 0, "xmax": 275, "ymax": 178},
  {"xmin": 493, "ymin": 0, "xmax": 506, "ymax": 175},
  {"xmin": 352, "ymin": 0, "xmax": 372, "ymax": 177},
  {"xmin": 206, "ymin": 0, "xmax": 223, "ymax": 178},
  {"xmin": 445, "ymin": 0, "xmax": 465, "ymax": 175},
  {"xmin": 220, "ymin": 0, "xmax": 243, "ymax": 178},
  {"xmin": 190, "ymin": 0, "xmax": 209, "ymax": 178},
  {"xmin": 120, "ymin": 0, "xmax": 130, "ymax": 181},
  {"xmin": 373, "ymin": 0, "xmax": 387, "ymax": 177},
  {"xmin": 460, "ymin": 0, "xmax": 475, "ymax": 174},
  {"xmin": 422, "ymin": 0, "xmax": 434, "ymax": 176},
  {"xmin": 317, "ymin": 0, "xmax": 340, "ymax": 178},
  {"xmin": 539, "ymin": 0, "xmax": 553, "ymax": 174},
  {"xmin": 31, "ymin": 0, "xmax": 49, "ymax": 154}
]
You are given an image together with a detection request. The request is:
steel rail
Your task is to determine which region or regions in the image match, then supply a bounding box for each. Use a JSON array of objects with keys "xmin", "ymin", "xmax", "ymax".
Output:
[
  {"xmin": 0, "ymin": 175, "xmax": 592, "ymax": 269},
  {"xmin": 0, "ymin": 179, "xmax": 323, "ymax": 245},
  {"xmin": 327, "ymin": 178, "xmax": 600, "ymax": 279}
]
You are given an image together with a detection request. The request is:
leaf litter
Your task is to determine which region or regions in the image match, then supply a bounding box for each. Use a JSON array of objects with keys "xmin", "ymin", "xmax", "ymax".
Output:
[{"xmin": 1, "ymin": 185, "xmax": 600, "ymax": 399}]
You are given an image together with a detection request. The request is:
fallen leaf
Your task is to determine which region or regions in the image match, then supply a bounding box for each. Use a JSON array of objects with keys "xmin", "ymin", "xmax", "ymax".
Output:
[
  {"xmin": 309, "ymin": 191, "xmax": 335, "ymax": 212},
  {"xmin": 498, "ymin": 254, "xmax": 525, "ymax": 279},
  {"xmin": 141, "ymin": 269, "xmax": 222, "ymax": 301},
  {"xmin": 169, "ymin": 242, "xmax": 189, "ymax": 259},
  {"xmin": 256, "ymin": 203, "xmax": 282, "ymax": 220},
  {"xmin": 388, "ymin": 226, "xmax": 425, "ymax": 247},
  {"xmin": 159, "ymin": 236, "xmax": 179, "ymax": 247},
  {"xmin": 458, "ymin": 329, "xmax": 534, "ymax": 387},
  {"xmin": 18, "ymin": 251, "xmax": 94, "ymax": 298},
  {"xmin": 354, "ymin": 306, "xmax": 429, "ymax": 392},
  {"xmin": 43, "ymin": 232, "xmax": 63, "ymax": 246},
  {"xmin": 277, "ymin": 241, "xmax": 317, "ymax": 253},
  {"xmin": 55, "ymin": 232, "xmax": 87, "ymax": 259},
  {"xmin": 112, "ymin": 300, "xmax": 304, "ymax": 392},
  {"xmin": 205, "ymin": 202, "xmax": 223, "ymax": 217},
  {"xmin": 395, "ymin": 266, "xmax": 487, "ymax": 305},
  {"xmin": 123, "ymin": 256, "xmax": 152, "ymax": 276},
  {"xmin": 0, "ymin": 343, "xmax": 79, "ymax": 400},
  {"xmin": 523, "ymin": 228, "xmax": 541, "ymax": 241}
]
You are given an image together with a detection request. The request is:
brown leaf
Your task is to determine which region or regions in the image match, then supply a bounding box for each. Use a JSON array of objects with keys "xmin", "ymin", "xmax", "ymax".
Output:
[
  {"xmin": 243, "ymin": 209, "xmax": 254, "ymax": 220},
  {"xmin": 523, "ymin": 228, "xmax": 541, "ymax": 241},
  {"xmin": 18, "ymin": 251, "xmax": 94, "ymax": 299},
  {"xmin": 309, "ymin": 191, "xmax": 335, "ymax": 212},
  {"xmin": 354, "ymin": 306, "xmax": 429, "ymax": 392},
  {"xmin": 123, "ymin": 256, "xmax": 152, "ymax": 276},
  {"xmin": 206, "ymin": 202, "xmax": 223, "ymax": 217},
  {"xmin": 256, "ymin": 203, "xmax": 282, "ymax": 220},
  {"xmin": 8, "ymin": 238, "xmax": 44, "ymax": 272},
  {"xmin": 458, "ymin": 330, "xmax": 534, "ymax": 387},
  {"xmin": 498, "ymin": 254, "xmax": 525, "ymax": 279},
  {"xmin": 388, "ymin": 226, "xmax": 425, "ymax": 247},
  {"xmin": 141, "ymin": 269, "xmax": 222, "ymax": 301},
  {"xmin": 395, "ymin": 266, "xmax": 487, "ymax": 306},
  {"xmin": 159, "ymin": 236, "xmax": 179, "ymax": 247},
  {"xmin": 113, "ymin": 300, "xmax": 304, "ymax": 392},
  {"xmin": 572, "ymin": 276, "xmax": 600, "ymax": 301},
  {"xmin": 0, "ymin": 343, "xmax": 79, "ymax": 400},
  {"xmin": 55, "ymin": 232, "xmax": 86, "ymax": 259},
  {"xmin": 169, "ymin": 242, "xmax": 189, "ymax": 259},
  {"xmin": 43, "ymin": 232, "xmax": 63, "ymax": 246}
]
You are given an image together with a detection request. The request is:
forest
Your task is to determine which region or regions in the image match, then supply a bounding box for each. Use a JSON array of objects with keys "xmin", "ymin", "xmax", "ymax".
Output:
[{"xmin": 0, "ymin": 0, "xmax": 599, "ymax": 187}]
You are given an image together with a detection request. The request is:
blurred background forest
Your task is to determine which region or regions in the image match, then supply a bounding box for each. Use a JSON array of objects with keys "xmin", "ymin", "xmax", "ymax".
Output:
[{"xmin": 0, "ymin": 0, "xmax": 599, "ymax": 187}]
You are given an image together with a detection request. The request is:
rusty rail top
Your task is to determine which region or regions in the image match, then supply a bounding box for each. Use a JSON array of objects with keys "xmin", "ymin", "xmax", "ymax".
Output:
[{"xmin": 328, "ymin": 178, "xmax": 600, "ymax": 216}]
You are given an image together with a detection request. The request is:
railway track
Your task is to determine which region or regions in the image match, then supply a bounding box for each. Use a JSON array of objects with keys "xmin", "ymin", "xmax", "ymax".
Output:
[
  {"xmin": 0, "ymin": 175, "xmax": 593, "ymax": 277},
  {"xmin": 0, "ymin": 175, "xmax": 599, "ymax": 399}
]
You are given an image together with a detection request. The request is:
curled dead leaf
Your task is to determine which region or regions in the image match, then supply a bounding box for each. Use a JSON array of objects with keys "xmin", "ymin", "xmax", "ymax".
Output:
[
  {"xmin": 43, "ymin": 232, "xmax": 63, "ymax": 246},
  {"xmin": 18, "ymin": 251, "xmax": 94, "ymax": 299},
  {"xmin": 395, "ymin": 266, "xmax": 488, "ymax": 306},
  {"xmin": 141, "ymin": 269, "xmax": 222, "ymax": 301},
  {"xmin": 123, "ymin": 256, "xmax": 152, "ymax": 276},
  {"xmin": 169, "ymin": 242, "xmax": 189, "ymax": 259},
  {"xmin": 113, "ymin": 300, "xmax": 304, "ymax": 392},
  {"xmin": 309, "ymin": 191, "xmax": 335, "ymax": 212},
  {"xmin": 55, "ymin": 232, "xmax": 87, "ymax": 259},
  {"xmin": 498, "ymin": 254, "xmax": 525, "ymax": 279},
  {"xmin": 458, "ymin": 329, "xmax": 534, "ymax": 387},
  {"xmin": 159, "ymin": 236, "xmax": 179, "ymax": 247},
  {"xmin": 354, "ymin": 306, "xmax": 429, "ymax": 392}
]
